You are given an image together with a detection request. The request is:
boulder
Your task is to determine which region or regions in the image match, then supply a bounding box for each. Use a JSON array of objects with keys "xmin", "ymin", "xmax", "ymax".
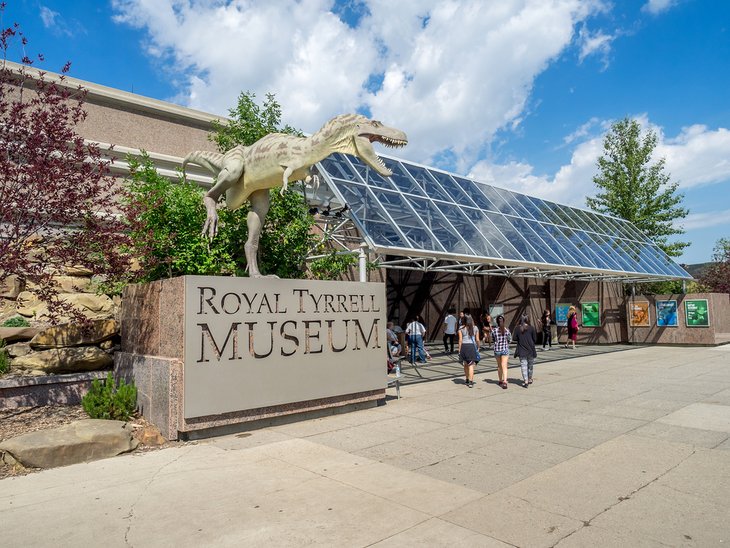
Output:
[
  {"xmin": 138, "ymin": 424, "xmax": 167, "ymax": 446},
  {"xmin": 5, "ymin": 341, "xmax": 31, "ymax": 358},
  {"xmin": 0, "ymin": 419, "xmax": 138, "ymax": 469},
  {"xmin": 64, "ymin": 265, "xmax": 94, "ymax": 276},
  {"xmin": 0, "ymin": 327, "xmax": 40, "ymax": 343},
  {"xmin": 12, "ymin": 346, "xmax": 113, "ymax": 374},
  {"xmin": 16, "ymin": 292, "xmax": 116, "ymax": 322},
  {"xmin": 30, "ymin": 319, "xmax": 119, "ymax": 349},
  {"xmin": 27, "ymin": 276, "xmax": 93, "ymax": 294},
  {"xmin": 0, "ymin": 274, "xmax": 24, "ymax": 299}
]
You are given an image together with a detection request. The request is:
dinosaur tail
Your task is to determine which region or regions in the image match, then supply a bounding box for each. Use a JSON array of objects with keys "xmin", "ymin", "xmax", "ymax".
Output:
[{"xmin": 182, "ymin": 151, "xmax": 225, "ymax": 175}]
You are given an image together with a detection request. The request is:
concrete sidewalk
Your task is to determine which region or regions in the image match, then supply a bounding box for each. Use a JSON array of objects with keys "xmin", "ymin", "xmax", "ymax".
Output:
[{"xmin": 2, "ymin": 345, "xmax": 730, "ymax": 547}]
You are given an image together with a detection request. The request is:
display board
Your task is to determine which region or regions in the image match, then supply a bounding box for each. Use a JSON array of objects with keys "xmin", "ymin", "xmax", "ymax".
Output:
[
  {"xmin": 685, "ymin": 299, "xmax": 710, "ymax": 327},
  {"xmin": 656, "ymin": 299, "xmax": 678, "ymax": 327},
  {"xmin": 581, "ymin": 302, "xmax": 600, "ymax": 327},
  {"xmin": 555, "ymin": 304, "xmax": 571, "ymax": 327},
  {"xmin": 489, "ymin": 304, "xmax": 504, "ymax": 319},
  {"xmin": 628, "ymin": 301, "xmax": 651, "ymax": 327}
]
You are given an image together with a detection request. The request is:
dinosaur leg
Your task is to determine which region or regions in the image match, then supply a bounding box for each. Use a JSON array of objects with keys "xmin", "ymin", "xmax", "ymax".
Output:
[
  {"xmin": 202, "ymin": 162, "xmax": 244, "ymax": 240},
  {"xmin": 245, "ymin": 189, "xmax": 272, "ymax": 278}
]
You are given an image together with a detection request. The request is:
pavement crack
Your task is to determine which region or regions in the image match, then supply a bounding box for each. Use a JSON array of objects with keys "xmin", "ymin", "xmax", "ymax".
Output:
[
  {"xmin": 122, "ymin": 447, "xmax": 194, "ymax": 547},
  {"xmin": 551, "ymin": 448, "xmax": 697, "ymax": 547}
]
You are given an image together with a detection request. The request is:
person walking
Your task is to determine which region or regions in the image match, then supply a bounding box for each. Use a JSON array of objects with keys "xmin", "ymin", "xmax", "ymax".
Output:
[
  {"xmin": 491, "ymin": 315, "xmax": 512, "ymax": 389},
  {"xmin": 443, "ymin": 307, "xmax": 457, "ymax": 354},
  {"xmin": 540, "ymin": 308, "xmax": 553, "ymax": 350},
  {"xmin": 565, "ymin": 305, "xmax": 579, "ymax": 349},
  {"xmin": 417, "ymin": 314, "xmax": 433, "ymax": 360},
  {"xmin": 405, "ymin": 315, "xmax": 427, "ymax": 364},
  {"xmin": 458, "ymin": 314, "xmax": 480, "ymax": 387},
  {"xmin": 514, "ymin": 314, "xmax": 537, "ymax": 388},
  {"xmin": 480, "ymin": 310, "xmax": 493, "ymax": 350}
]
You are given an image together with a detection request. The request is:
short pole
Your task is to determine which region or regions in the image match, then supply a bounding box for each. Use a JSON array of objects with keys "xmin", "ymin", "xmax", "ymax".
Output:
[{"xmin": 359, "ymin": 245, "xmax": 367, "ymax": 283}]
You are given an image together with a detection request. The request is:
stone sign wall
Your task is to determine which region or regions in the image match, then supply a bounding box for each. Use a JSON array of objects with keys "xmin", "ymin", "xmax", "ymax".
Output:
[
  {"xmin": 116, "ymin": 276, "xmax": 386, "ymax": 439},
  {"xmin": 184, "ymin": 276, "xmax": 386, "ymax": 418}
]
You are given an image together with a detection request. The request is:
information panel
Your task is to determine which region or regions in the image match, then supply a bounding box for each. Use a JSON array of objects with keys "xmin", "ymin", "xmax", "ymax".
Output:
[
  {"xmin": 581, "ymin": 302, "xmax": 600, "ymax": 327},
  {"xmin": 656, "ymin": 300, "xmax": 678, "ymax": 327},
  {"xmin": 555, "ymin": 304, "xmax": 571, "ymax": 327},
  {"xmin": 183, "ymin": 276, "xmax": 386, "ymax": 418},
  {"xmin": 685, "ymin": 299, "xmax": 710, "ymax": 327},
  {"xmin": 629, "ymin": 301, "xmax": 650, "ymax": 327}
]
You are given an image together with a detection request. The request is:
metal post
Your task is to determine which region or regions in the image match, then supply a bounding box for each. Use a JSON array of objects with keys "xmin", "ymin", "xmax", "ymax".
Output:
[{"xmin": 359, "ymin": 244, "xmax": 367, "ymax": 283}]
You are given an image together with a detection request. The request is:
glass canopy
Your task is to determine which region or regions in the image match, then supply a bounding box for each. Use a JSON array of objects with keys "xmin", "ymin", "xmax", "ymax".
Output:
[{"xmin": 315, "ymin": 153, "xmax": 691, "ymax": 282}]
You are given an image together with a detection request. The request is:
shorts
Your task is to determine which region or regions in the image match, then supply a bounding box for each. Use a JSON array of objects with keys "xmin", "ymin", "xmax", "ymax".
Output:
[{"xmin": 494, "ymin": 350, "xmax": 510, "ymax": 357}]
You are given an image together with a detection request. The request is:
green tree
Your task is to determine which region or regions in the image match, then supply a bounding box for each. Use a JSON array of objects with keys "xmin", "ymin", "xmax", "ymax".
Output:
[
  {"xmin": 124, "ymin": 152, "xmax": 248, "ymax": 281},
  {"xmin": 699, "ymin": 238, "xmax": 730, "ymax": 293},
  {"xmin": 587, "ymin": 117, "xmax": 689, "ymax": 257}
]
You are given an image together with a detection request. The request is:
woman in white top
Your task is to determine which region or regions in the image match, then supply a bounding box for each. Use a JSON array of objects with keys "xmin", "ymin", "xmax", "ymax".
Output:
[{"xmin": 458, "ymin": 314, "xmax": 480, "ymax": 387}]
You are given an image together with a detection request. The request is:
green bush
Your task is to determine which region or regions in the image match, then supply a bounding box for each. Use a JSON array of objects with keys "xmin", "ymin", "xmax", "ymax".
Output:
[
  {"xmin": 0, "ymin": 339, "xmax": 8, "ymax": 375},
  {"xmin": 82, "ymin": 372, "xmax": 137, "ymax": 421},
  {"xmin": 2, "ymin": 316, "xmax": 30, "ymax": 327}
]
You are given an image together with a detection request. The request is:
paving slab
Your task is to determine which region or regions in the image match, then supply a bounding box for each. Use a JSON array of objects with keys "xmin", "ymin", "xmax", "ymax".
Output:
[
  {"xmin": 443, "ymin": 492, "xmax": 583, "ymax": 548},
  {"xmin": 2, "ymin": 344, "xmax": 729, "ymax": 546}
]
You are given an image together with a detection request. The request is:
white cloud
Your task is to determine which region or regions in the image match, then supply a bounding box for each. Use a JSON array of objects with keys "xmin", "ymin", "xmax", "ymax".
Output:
[
  {"xmin": 39, "ymin": 6, "xmax": 60, "ymax": 29},
  {"xmin": 469, "ymin": 116, "xmax": 730, "ymax": 210},
  {"xmin": 642, "ymin": 0, "xmax": 678, "ymax": 15},
  {"xmin": 110, "ymin": 0, "xmax": 606, "ymax": 165},
  {"xmin": 679, "ymin": 210, "xmax": 730, "ymax": 231},
  {"xmin": 577, "ymin": 26, "xmax": 614, "ymax": 67}
]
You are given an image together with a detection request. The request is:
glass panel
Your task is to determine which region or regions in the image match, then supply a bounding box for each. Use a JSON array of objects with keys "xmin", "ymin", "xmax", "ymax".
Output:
[
  {"xmin": 489, "ymin": 214, "xmax": 544, "ymax": 263},
  {"xmin": 557, "ymin": 226, "xmax": 601, "ymax": 268},
  {"xmin": 572, "ymin": 230, "xmax": 615, "ymax": 270},
  {"xmin": 346, "ymin": 155, "xmax": 397, "ymax": 190},
  {"xmin": 453, "ymin": 177, "xmax": 499, "ymax": 212},
  {"xmin": 427, "ymin": 170, "xmax": 477, "ymax": 207},
  {"xmin": 433, "ymin": 203, "xmax": 503, "ymax": 258},
  {"xmin": 332, "ymin": 180, "xmax": 410, "ymax": 248},
  {"xmin": 583, "ymin": 232, "xmax": 625, "ymax": 271},
  {"xmin": 368, "ymin": 189, "xmax": 445, "ymax": 252},
  {"xmin": 520, "ymin": 196, "xmax": 551, "ymax": 223},
  {"xmin": 571, "ymin": 207, "xmax": 608, "ymax": 234},
  {"xmin": 318, "ymin": 154, "xmax": 360, "ymax": 181},
  {"xmin": 460, "ymin": 209, "xmax": 525, "ymax": 261},
  {"xmin": 529, "ymin": 197, "xmax": 565, "ymax": 225},
  {"xmin": 553, "ymin": 204, "xmax": 584, "ymax": 230},
  {"xmin": 539, "ymin": 223, "xmax": 593, "ymax": 267},
  {"xmin": 381, "ymin": 158, "xmax": 426, "ymax": 196},
  {"xmin": 597, "ymin": 215, "xmax": 638, "ymax": 242},
  {"xmin": 402, "ymin": 164, "xmax": 454, "ymax": 202},
  {"xmin": 618, "ymin": 218, "xmax": 650, "ymax": 242},
  {"xmin": 493, "ymin": 187, "xmax": 536, "ymax": 220},
  {"xmin": 506, "ymin": 217, "xmax": 565, "ymax": 265},
  {"xmin": 404, "ymin": 195, "xmax": 471, "ymax": 255},
  {"xmin": 607, "ymin": 237, "xmax": 645, "ymax": 273},
  {"xmin": 477, "ymin": 185, "xmax": 519, "ymax": 215}
]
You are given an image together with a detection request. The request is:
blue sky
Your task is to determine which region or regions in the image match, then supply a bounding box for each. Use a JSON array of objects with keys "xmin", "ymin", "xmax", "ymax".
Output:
[{"xmin": 3, "ymin": 0, "xmax": 729, "ymax": 265}]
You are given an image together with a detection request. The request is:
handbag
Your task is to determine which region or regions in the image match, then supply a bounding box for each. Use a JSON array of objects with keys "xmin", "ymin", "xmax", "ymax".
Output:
[{"xmin": 475, "ymin": 344, "xmax": 481, "ymax": 362}]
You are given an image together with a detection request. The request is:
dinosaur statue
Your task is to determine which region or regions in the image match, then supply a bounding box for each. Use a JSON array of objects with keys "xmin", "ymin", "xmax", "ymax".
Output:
[{"xmin": 183, "ymin": 113, "xmax": 408, "ymax": 277}]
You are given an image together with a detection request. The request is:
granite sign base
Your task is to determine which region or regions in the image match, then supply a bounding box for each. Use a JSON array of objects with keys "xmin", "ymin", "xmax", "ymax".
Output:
[{"xmin": 116, "ymin": 276, "xmax": 387, "ymax": 440}]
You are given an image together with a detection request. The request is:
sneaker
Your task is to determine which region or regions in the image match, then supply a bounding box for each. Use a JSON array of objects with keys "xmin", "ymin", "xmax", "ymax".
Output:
[{"xmin": 523, "ymin": 381, "xmax": 529, "ymax": 388}]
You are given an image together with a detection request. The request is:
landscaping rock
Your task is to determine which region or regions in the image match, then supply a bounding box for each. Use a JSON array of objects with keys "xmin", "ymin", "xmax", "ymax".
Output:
[
  {"xmin": 0, "ymin": 327, "xmax": 40, "ymax": 343},
  {"xmin": 30, "ymin": 319, "xmax": 119, "ymax": 350},
  {"xmin": 0, "ymin": 419, "xmax": 138, "ymax": 469},
  {"xmin": 16, "ymin": 292, "xmax": 115, "ymax": 322},
  {"xmin": 5, "ymin": 342, "xmax": 31, "ymax": 358},
  {"xmin": 138, "ymin": 424, "xmax": 167, "ymax": 446},
  {"xmin": 28, "ymin": 276, "xmax": 93, "ymax": 294},
  {"xmin": 0, "ymin": 274, "xmax": 24, "ymax": 299},
  {"xmin": 64, "ymin": 265, "xmax": 94, "ymax": 276},
  {"xmin": 12, "ymin": 347, "xmax": 113, "ymax": 374}
]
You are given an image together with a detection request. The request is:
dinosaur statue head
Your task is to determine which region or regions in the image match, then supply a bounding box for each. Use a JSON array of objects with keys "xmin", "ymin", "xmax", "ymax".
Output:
[{"xmin": 318, "ymin": 114, "xmax": 408, "ymax": 177}]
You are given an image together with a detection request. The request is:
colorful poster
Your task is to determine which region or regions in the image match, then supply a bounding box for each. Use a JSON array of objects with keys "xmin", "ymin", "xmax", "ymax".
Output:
[
  {"xmin": 656, "ymin": 300, "xmax": 678, "ymax": 327},
  {"xmin": 685, "ymin": 299, "xmax": 710, "ymax": 327},
  {"xmin": 555, "ymin": 304, "xmax": 571, "ymax": 327},
  {"xmin": 489, "ymin": 304, "xmax": 504, "ymax": 319},
  {"xmin": 629, "ymin": 301, "xmax": 650, "ymax": 327},
  {"xmin": 581, "ymin": 302, "xmax": 600, "ymax": 327}
]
